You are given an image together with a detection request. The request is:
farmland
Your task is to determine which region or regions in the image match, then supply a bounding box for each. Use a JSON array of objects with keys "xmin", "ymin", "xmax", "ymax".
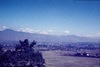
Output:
[{"xmin": 42, "ymin": 50, "xmax": 100, "ymax": 67}]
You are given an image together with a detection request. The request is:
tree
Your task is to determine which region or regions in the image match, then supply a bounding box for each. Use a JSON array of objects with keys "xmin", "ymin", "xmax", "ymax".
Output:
[{"xmin": 30, "ymin": 40, "xmax": 37, "ymax": 48}]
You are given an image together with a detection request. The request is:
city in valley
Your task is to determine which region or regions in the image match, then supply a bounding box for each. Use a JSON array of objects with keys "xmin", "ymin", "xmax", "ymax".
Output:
[{"xmin": 0, "ymin": 38, "xmax": 100, "ymax": 67}]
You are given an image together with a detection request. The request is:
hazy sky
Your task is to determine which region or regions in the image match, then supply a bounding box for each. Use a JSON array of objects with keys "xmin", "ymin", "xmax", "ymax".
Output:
[{"xmin": 0, "ymin": 0, "xmax": 100, "ymax": 36}]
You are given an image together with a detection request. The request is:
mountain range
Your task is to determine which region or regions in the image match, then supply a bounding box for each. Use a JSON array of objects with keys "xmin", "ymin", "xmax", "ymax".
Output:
[{"xmin": 0, "ymin": 29, "xmax": 99, "ymax": 43}]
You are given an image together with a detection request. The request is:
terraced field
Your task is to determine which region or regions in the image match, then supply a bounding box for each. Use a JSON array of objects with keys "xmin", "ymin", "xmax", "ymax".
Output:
[{"xmin": 42, "ymin": 50, "xmax": 100, "ymax": 67}]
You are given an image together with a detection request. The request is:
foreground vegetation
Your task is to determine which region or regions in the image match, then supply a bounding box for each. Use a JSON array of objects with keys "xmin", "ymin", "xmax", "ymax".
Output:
[{"xmin": 0, "ymin": 39, "xmax": 45, "ymax": 67}]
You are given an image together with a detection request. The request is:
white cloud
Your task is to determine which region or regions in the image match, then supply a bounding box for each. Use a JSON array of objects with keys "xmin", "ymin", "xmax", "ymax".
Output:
[
  {"xmin": 17, "ymin": 28, "xmax": 34, "ymax": 33},
  {"xmin": 47, "ymin": 30, "xmax": 53, "ymax": 32},
  {"xmin": 63, "ymin": 30, "xmax": 70, "ymax": 34},
  {"xmin": 0, "ymin": 26, "xmax": 7, "ymax": 31},
  {"xmin": 95, "ymin": 33, "xmax": 100, "ymax": 37},
  {"xmin": 81, "ymin": 33, "xmax": 100, "ymax": 37},
  {"xmin": 38, "ymin": 31, "xmax": 48, "ymax": 34},
  {"xmin": 3, "ymin": 26, "xmax": 7, "ymax": 29},
  {"xmin": 96, "ymin": 33, "xmax": 100, "ymax": 35},
  {"xmin": 17, "ymin": 28, "xmax": 70, "ymax": 35},
  {"xmin": 17, "ymin": 28, "xmax": 48, "ymax": 34}
]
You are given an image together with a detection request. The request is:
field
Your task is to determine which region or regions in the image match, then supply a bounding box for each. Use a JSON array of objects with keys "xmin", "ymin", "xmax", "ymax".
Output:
[{"xmin": 41, "ymin": 50, "xmax": 100, "ymax": 67}]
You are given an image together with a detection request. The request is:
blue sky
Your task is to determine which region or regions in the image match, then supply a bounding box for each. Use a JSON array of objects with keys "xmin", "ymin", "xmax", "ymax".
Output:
[{"xmin": 0, "ymin": 0, "xmax": 100, "ymax": 36}]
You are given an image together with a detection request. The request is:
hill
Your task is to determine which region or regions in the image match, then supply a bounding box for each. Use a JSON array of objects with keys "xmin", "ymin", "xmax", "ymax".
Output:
[{"xmin": 0, "ymin": 29, "xmax": 99, "ymax": 43}]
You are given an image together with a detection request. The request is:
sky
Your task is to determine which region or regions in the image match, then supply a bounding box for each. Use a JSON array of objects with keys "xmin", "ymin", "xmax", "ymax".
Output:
[{"xmin": 0, "ymin": 0, "xmax": 100, "ymax": 36}]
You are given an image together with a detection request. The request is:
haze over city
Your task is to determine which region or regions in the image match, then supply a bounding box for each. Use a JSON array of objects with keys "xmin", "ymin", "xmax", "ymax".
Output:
[{"xmin": 0, "ymin": 0, "xmax": 100, "ymax": 37}]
